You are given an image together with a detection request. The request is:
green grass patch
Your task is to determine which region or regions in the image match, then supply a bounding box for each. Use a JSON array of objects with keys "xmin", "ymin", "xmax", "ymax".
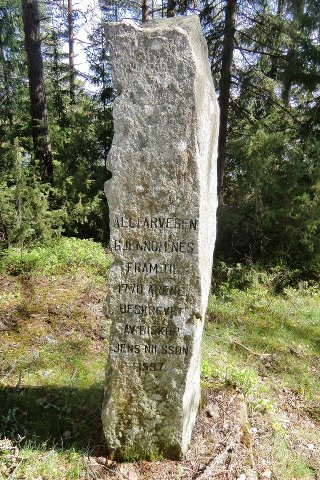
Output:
[
  {"xmin": 1, "ymin": 246, "xmax": 319, "ymax": 477},
  {"xmin": 272, "ymin": 432, "xmax": 317, "ymax": 480},
  {"xmin": 203, "ymin": 280, "xmax": 320, "ymax": 479},
  {"xmin": 0, "ymin": 442, "xmax": 87, "ymax": 480},
  {"xmin": 204, "ymin": 283, "xmax": 320, "ymax": 402},
  {"xmin": 0, "ymin": 239, "xmax": 109, "ymax": 478},
  {"xmin": 0, "ymin": 237, "xmax": 112, "ymax": 276}
]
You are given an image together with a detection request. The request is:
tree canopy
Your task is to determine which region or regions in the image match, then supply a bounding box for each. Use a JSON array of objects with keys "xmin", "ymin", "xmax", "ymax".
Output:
[{"xmin": 0, "ymin": 0, "xmax": 319, "ymax": 275}]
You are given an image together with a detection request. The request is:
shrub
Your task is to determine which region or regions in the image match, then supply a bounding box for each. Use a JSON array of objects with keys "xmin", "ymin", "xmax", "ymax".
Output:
[{"xmin": 0, "ymin": 237, "xmax": 112, "ymax": 275}]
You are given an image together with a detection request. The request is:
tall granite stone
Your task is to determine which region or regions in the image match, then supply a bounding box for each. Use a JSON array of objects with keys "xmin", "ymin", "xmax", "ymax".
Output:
[{"xmin": 102, "ymin": 16, "xmax": 219, "ymax": 460}]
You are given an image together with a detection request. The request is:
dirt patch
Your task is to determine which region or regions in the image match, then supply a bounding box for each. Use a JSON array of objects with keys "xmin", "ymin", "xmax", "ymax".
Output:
[
  {"xmin": 87, "ymin": 386, "xmax": 320, "ymax": 480},
  {"xmin": 87, "ymin": 388, "xmax": 257, "ymax": 480}
]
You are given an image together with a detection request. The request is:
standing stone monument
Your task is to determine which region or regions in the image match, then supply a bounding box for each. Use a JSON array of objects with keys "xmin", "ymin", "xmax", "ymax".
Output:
[{"xmin": 102, "ymin": 16, "xmax": 219, "ymax": 460}]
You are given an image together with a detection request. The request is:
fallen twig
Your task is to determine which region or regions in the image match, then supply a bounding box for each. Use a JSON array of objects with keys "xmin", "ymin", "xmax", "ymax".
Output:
[
  {"xmin": 0, "ymin": 362, "xmax": 16, "ymax": 384},
  {"xmin": 231, "ymin": 340, "xmax": 272, "ymax": 359},
  {"xmin": 193, "ymin": 444, "xmax": 234, "ymax": 479}
]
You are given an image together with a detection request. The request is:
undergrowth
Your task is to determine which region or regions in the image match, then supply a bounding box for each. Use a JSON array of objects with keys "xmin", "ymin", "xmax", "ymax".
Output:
[
  {"xmin": 0, "ymin": 237, "xmax": 112, "ymax": 276},
  {"xmin": 202, "ymin": 274, "xmax": 320, "ymax": 479},
  {"xmin": 0, "ymin": 238, "xmax": 110, "ymax": 479},
  {"xmin": 0, "ymin": 242, "xmax": 319, "ymax": 478}
]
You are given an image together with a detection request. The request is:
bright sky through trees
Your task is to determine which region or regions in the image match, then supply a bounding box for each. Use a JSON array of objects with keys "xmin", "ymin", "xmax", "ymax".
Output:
[{"xmin": 66, "ymin": 0, "xmax": 100, "ymax": 76}]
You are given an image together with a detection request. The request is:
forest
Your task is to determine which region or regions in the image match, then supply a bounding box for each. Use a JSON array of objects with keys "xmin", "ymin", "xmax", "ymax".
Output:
[
  {"xmin": 0, "ymin": 0, "xmax": 319, "ymax": 279},
  {"xmin": 0, "ymin": 1, "xmax": 320, "ymax": 479}
]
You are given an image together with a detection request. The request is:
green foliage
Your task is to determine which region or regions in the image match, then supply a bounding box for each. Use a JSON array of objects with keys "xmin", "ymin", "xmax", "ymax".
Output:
[
  {"xmin": 50, "ymin": 95, "xmax": 112, "ymax": 242},
  {"xmin": 216, "ymin": 108, "xmax": 320, "ymax": 267},
  {"xmin": 0, "ymin": 0, "xmax": 113, "ymax": 249},
  {"xmin": 211, "ymin": 262, "xmax": 261, "ymax": 293},
  {"xmin": 0, "ymin": 141, "xmax": 64, "ymax": 250},
  {"xmin": 203, "ymin": 0, "xmax": 320, "ymax": 269},
  {"xmin": 0, "ymin": 237, "xmax": 112, "ymax": 275},
  {"xmin": 212, "ymin": 259, "xmax": 320, "ymax": 298},
  {"xmin": 0, "ymin": 0, "xmax": 320, "ymax": 270}
]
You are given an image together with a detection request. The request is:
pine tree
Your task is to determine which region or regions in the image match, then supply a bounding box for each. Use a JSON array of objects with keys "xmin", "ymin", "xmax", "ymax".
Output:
[{"xmin": 21, "ymin": 0, "xmax": 53, "ymax": 183}]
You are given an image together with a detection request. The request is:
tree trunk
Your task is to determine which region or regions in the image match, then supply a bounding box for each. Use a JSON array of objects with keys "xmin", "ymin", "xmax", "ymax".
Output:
[
  {"xmin": 217, "ymin": 0, "xmax": 237, "ymax": 205},
  {"xmin": 21, "ymin": 0, "xmax": 53, "ymax": 183},
  {"xmin": 0, "ymin": 30, "xmax": 13, "ymax": 130},
  {"xmin": 68, "ymin": 0, "xmax": 75, "ymax": 102},
  {"xmin": 282, "ymin": 0, "xmax": 305, "ymax": 106},
  {"xmin": 142, "ymin": 0, "xmax": 149, "ymax": 22},
  {"xmin": 167, "ymin": 0, "xmax": 177, "ymax": 17},
  {"xmin": 269, "ymin": 0, "xmax": 285, "ymax": 80}
]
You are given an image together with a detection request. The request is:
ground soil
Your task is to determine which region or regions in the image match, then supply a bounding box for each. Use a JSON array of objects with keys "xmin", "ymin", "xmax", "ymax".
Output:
[
  {"xmin": 87, "ymin": 386, "xmax": 320, "ymax": 480},
  {"xmin": 1, "ymin": 273, "xmax": 319, "ymax": 480}
]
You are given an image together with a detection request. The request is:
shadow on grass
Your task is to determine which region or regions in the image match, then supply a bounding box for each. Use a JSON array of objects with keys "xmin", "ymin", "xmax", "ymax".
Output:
[{"xmin": 0, "ymin": 384, "xmax": 105, "ymax": 455}]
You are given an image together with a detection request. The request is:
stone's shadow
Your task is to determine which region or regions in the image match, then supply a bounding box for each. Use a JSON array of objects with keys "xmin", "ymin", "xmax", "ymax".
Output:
[{"xmin": 0, "ymin": 384, "xmax": 105, "ymax": 455}]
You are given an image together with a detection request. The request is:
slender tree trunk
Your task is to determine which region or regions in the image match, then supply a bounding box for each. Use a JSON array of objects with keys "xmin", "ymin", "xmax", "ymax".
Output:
[
  {"xmin": 282, "ymin": 0, "xmax": 305, "ymax": 106},
  {"xmin": 167, "ymin": 0, "xmax": 177, "ymax": 17},
  {"xmin": 217, "ymin": 0, "xmax": 237, "ymax": 205},
  {"xmin": 269, "ymin": 0, "xmax": 285, "ymax": 80},
  {"xmin": 68, "ymin": 0, "xmax": 75, "ymax": 102},
  {"xmin": 142, "ymin": 0, "xmax": 149, "ymax": 22},
  {"xmin": 0, "ymin": 210, "xmax": 9, "ymax": 247},
  {"xmin": 21, "ymin": 0, "xmax": 53, "ymax": 183},
  {"xmin": 0, "ymin": 32, "xmax": 13, "ymax": 130}
]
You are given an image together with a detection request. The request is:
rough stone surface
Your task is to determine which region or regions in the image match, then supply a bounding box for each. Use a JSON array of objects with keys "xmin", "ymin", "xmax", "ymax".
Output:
[{"xmin": 102, "ymin": 16, "xmax": 219, "ymax": 460}]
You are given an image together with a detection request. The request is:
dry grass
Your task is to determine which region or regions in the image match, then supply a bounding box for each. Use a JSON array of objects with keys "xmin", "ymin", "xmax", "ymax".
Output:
[{"xmin": 0, "ymin": 240, "xmax": 319, "ymax": 479}]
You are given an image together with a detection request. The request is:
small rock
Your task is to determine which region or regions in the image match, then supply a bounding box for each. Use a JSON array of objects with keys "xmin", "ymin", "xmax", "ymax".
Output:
[
  {"xmin": 205, "ymin": 405, "xmax": 219, "ymax": 419},
  {"xmin": 96, "ymin": 456, "xmax": 107, "ymax": 465},
  {"xmin": 245, "ymin": 469, "xmax": 258, "ymax": 480},
  {"xmin": 307, "ymin": 443, "xmax": 315, "ymax": 451},
  {"xmin": 237, "ymin": 474, "xmax": 246, "ymax": 480},
  {"xmin": 261, "ymin": 470, "xmax": 272, "ymax": 479},
  {"xmin": 128, "ymin": 471, "xmax": 138, "ymax": 480},
  {"xmin": 45, "ymin": 335, "xmax": 56, "ymax": 344}
]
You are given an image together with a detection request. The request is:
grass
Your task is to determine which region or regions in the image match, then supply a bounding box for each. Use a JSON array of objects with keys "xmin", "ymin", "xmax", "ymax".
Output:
[
  {"xmin": 202, "ymin": 278, "xmax": 320, "ymax": 479},
  {"xmin": 203, "ymin": 282, "xmax": 320, "ymax": 405},
  {"xmin": 1, "ymin": 242, "xmax": 319, "ymax": 478},
  {"xmin": 0, "ymin": 237, "xmax": 111, "ymax": 276},
  {"xmin": 1, "ymin": 443, "xmax": 87, "ymax": 480},
  {"xmin": 0, "ymin": 238, "xmax": 111, "ymax": 479}
]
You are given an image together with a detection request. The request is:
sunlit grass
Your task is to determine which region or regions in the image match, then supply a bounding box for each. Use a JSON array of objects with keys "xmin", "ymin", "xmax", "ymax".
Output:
[
  {"xmin": 204, "ymin": 284, "xmax": 320, "ymax": 402},
  {"xmin": 202, "ymin": 281, "xmax": 320, "ymax": 479},
  {"xmin": 1, "ymin": 241, "xmax": 319, "ymax": 478},
  {"xmin": 0, "ymin": 238, "xmax": 109, "ymax": 479}
]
